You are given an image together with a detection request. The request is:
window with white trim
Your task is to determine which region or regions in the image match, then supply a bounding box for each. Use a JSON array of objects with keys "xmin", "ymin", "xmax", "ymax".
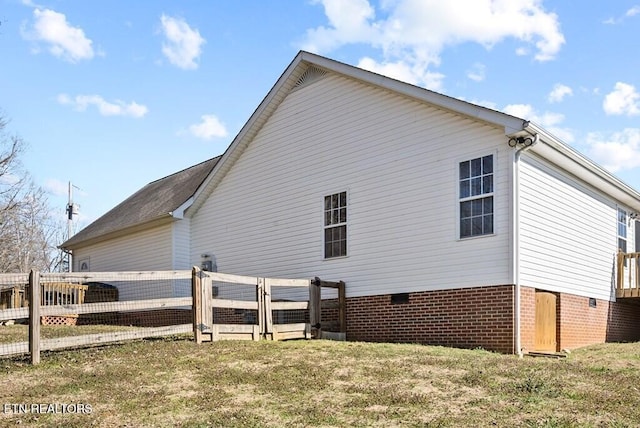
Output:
[
  {"xmin": 618, "ymin": 207, "xmax": 627, "ymax": 252},
  {"xmin": 324, "ymin": 191, "xmax": 347, "ymax": 258},
  {"xmin": 459, "ymin": 155, "xmax": 494, "ymax": 238}
]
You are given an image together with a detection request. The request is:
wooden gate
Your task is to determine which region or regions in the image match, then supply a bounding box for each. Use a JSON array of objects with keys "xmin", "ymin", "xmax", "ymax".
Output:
[
  {"xmin": 192, "ymin": 268, "xmax": 345, "ymax": 343},
  {"xmin": 535, "ymin": 290, "xmax": 557, "ymax": 352}
]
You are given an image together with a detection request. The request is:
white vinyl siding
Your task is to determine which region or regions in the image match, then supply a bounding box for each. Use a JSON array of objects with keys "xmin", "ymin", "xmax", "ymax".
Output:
[
  {"xmin": 190, "ymin": 72, "xmax": 512, "ymax": 298},
  {"xmin": 73, "ymin": 225, "xmax": 173, "ymax": 272},
  {"xmin": 72, "ymin": 225, "xmax": 175, "ymax": 300},
  {"xmin": 519, "ymin": 154, "xmax": 633, "ymax": 301},
  {"xmin": 172, "ymin": 218, "xmax": 191, "ymax": 270}
]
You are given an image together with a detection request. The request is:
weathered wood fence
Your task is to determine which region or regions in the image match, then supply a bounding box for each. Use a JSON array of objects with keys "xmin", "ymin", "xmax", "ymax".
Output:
[
  {"xmin": 0, "ymin": 268, "xmax": 346, "ymax": 365},
  {"xmin": 192, "ymin": 268, "xmax": 346, "ymax": 343}
]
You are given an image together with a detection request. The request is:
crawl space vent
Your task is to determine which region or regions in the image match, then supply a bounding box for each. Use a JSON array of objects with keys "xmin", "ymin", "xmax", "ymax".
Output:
[{"xmin": 292, "ymin": 66, "xmax": 328, "ymax": 91}]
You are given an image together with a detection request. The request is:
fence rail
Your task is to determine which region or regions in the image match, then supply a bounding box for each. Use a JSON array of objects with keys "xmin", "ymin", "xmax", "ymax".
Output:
[
  {"xmin": 617, "ymin": 251, "xmax": 640, "ymax": 298},
  {"xmin": 0, "ymin": 268, "xmax": 346, "ymax": 364}
]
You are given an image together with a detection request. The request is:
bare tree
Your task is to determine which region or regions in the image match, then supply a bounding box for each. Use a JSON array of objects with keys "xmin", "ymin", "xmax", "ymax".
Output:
[
  {"xmin": 0, "ymin": 113, "xmax": 66, "ymax": 272},
  {"xmin": 0, "ymin": 115, "xmax": 26, "ymax": 213}
]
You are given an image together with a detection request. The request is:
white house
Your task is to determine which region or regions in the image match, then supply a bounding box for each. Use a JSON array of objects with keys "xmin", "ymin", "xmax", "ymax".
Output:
[{"xmin": 62, "ymin": 51, "xmax": 640, "ymax": 353}]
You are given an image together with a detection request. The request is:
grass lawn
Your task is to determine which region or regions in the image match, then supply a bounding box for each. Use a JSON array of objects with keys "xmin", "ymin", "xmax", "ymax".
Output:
[{"xmin": 0, "ymin": 336, "xmax": 639, "ymax": 427}]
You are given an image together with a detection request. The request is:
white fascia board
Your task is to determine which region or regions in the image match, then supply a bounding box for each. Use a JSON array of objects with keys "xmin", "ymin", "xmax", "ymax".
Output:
[
  {"xmin": 299, "ymin": 51, "xmax": 527, "ymax": 135},
  {"xmin": 171, "ymin": 197, "xmax": 193, "ymax": 219},
  {"xmin": 525, "ymin": 122, "xmax": 640, "ymax": 212},
  {"xmin": 187, "ymin": 53, "xmax": 308, "ymax": 217}
]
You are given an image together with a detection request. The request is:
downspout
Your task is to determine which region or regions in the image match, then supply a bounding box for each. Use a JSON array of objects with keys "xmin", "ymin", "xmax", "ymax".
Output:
[{"xmin": 511, "ymin": 130, "xmax": 539, "ymax": 357}]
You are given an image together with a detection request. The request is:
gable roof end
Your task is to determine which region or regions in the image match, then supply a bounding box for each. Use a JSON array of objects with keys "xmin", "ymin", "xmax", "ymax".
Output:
[{"xmin": 187, "ymin": 50, "xmax": 527, "ymax": 216}]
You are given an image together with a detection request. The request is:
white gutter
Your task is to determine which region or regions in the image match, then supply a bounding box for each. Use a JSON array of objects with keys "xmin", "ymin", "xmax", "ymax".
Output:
[{"xmin": 511, "ymin": 130, "xmax": 539, "ymax": 357}]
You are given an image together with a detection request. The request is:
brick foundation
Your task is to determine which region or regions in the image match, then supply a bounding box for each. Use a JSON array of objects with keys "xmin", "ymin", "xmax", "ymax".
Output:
[
  {"xmin": 346, "ymin": 285, "xmax": 516, "ymax": 353},
  {"xmin": 519, "ymin": 286, "xmax": 536, "ymax": 352},
  {"xmin": 519, "ymin": 287, "xmax": 640, "ymax": 352}
]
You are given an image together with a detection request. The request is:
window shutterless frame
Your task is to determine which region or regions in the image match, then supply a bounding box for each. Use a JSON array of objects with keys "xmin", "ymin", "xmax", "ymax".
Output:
[
  {"xmin": 458, "ymin": 153, "xmax": 495, "ymax": 239},
  {"xmin": 618, "ymin": 207, "xmax": 627, "ymax": 253},
  {"xmin": 324, "ymin": 191, "xmax": 348, "ymax": 259}
]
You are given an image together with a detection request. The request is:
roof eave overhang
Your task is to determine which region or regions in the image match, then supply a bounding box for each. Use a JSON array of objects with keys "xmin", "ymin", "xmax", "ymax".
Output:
[
  {"xmin": 302, "ymin": 52, "xmax": 526, "ymax": 136},
  {"xmin": 521, "ymin": 122, "xmax": 640, "ymax": 212},
  {"xmin": 171, "ymin": 197, "xmax": 193, "ymax": 219}
]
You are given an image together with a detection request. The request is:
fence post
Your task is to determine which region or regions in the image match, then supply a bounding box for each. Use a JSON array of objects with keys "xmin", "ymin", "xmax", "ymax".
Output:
[
  {"xmin": 309, "ymin": 277, "xmax": 321, "ymax": 339},
  {"xmin": 192, "ymin": 267, "xmax": 204, "ymax": 344},
  {"xmin": 338, "ymin": 281, "xmax": 346, "ymax": 336},
  {"xmin": 261, "ymin": 278, "xmax": 273, "ymax": 340},
  {"xmin": 28, "ymin": 270, "xmax": 41, "ymax": 365},
  {"xmin": 616, "ymin": 250, "xmax": 624, "ymax": 297}
]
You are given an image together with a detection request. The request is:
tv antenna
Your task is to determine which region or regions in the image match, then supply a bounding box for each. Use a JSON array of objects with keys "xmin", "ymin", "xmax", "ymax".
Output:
[{"xmin": 66, "ymin": 182, "xmax": 81, "ymax": 271}]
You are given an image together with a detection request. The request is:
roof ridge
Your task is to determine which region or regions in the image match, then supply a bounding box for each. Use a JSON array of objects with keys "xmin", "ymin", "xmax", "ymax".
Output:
[{"xmin": 147, "ymin": 155, "xmax": 222, "ymax": 185}]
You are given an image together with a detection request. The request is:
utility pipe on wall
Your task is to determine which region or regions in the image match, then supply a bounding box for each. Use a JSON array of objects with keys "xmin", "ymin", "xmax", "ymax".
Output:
[{"xmin": 511, "ymin": 131, "xmax": 539, "ymax": 357}]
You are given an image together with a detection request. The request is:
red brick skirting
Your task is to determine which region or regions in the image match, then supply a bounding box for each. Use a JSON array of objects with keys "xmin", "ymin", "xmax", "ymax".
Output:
[
  {"xmin": 345, "ymin": 285, "xmax": 515, "ymax": 353},
  {"xmin": 520, "ymin": 287, "xmax": 640, "ymax": 352}
]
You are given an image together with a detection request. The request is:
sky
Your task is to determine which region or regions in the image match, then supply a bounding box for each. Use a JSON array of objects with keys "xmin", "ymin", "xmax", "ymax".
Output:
[{"xmin": 1, "ymin": 0, "xmax": 640, "ymax": 240}]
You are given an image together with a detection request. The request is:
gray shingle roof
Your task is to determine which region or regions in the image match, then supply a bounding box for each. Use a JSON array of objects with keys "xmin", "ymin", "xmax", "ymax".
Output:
[{"xmin": 61, "ymin": 156, "xmax": 220, "ymax": 249}]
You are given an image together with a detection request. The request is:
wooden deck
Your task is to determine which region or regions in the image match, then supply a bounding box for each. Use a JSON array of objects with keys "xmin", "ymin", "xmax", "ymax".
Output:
[{"xmin": 616, "ymin": 251, "xmax": 640, "ymax": 298}]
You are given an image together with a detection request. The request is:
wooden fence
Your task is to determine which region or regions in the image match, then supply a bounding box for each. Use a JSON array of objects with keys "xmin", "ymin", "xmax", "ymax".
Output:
[
  {"xmin": 0, "ymin": 268, "xmax": 346, "ymax": 365},
  {"xmin": 192, "ymin": 268, "xmax": 346, "ymax": 343},
  {"xmin": 0, "ymin": 270, "xmax": 193, "ymax": 364},
  {"xmin": 617, "ymin": 251, "xmax": 640, "ymax": 298}
]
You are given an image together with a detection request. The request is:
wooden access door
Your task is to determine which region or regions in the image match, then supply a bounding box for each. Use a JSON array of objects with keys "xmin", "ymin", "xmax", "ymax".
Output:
[{"xmin": 535, "ymin": 291, "xmax": 557, "ymax": 352}]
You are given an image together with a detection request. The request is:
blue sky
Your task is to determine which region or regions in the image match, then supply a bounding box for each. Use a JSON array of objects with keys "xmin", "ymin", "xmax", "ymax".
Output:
[{"xmin": 1, "ymin": 0, "xmax": 640, "ymax": 239}]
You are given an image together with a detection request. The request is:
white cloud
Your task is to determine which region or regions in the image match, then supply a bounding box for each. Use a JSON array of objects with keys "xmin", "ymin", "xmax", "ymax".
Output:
[
  {"xmin": 586, "ymin": 129, "xmax": 640, "ymax": 173},
  {"xmin": 503, "ymin": 103, "xmax": 574, "ymax": 143},
  {"xmin": 357, "ymin": 56, "xmax": 445, "ymax": 90},
  {"xmin": 547, "ymin": 83, "xmax": 573, "ymax": 103},
  {"xmin": 301, "ymin": 0, "xmax": 564, "ymax": 87},
  {"xmin": 160, "ymin": 15, "xmax": 205, "ymax": 70},
  {"xmin": 57, "ymin": 93, "xmax": 148, "ymax": 118},
  {"xmin": 21, "ymin": 8, "xmax": 94, "ymax": 63},
  {"xmin": 603, "ymin": 82, "xmax": 640, "ymax": 116},
  {"xmin": 604, "ymin": 5, "xmax": 640, "ymax": 24},
  {"xmin": 466, "ymin": 63, "xmax": 486, "ymax": 82},
  {"xmin": 188, "ymin": 114, "xmax": 228, "ymax": 140},
  {"xmin": 44, "ymin": 178, "xmax": 69, "ymax": 196},
  {"xmin": 627, "ymin": 5, "xmax": 640, "ymax": 17},
  {"xmin": 302, "ymin": 0, "xmax": 376, "ymax": 53}
]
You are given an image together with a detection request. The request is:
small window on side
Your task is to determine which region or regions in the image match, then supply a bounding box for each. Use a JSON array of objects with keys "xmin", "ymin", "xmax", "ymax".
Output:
[
  {"xmin": 459, "ymin": 155, "xmax": 494, "ymax": 239},
  {"xmin": 324, "ymin": 191, "xmax": 347, "ymax": 258}
]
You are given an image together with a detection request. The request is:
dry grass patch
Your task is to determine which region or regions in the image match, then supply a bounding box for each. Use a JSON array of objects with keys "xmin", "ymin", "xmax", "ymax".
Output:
[{"xmin": 1, "ymin": 338, "xmax": 640, "ymax": 426}]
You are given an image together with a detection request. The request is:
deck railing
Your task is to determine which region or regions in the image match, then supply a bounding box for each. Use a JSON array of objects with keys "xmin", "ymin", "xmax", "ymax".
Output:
[
  {"xmin": 41, "ymin": 282, "xmax": 89, "ymax": 306},
  {"xmin": 616, "ymin": 251, "xmax": 640, "ymax": 298},
  {"xmin": 1, "ymin": 282, "xmax": 89, "ymax": 309}
]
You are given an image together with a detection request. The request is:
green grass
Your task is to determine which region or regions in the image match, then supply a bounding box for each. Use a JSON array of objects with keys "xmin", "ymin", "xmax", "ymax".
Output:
[
  {"xmin": 1, "ymin": 337, "xmax": 640, "ymax": 427},
  {"xmin": 0, "ymin": 324, "xmax": 143, "ymax": 344}
]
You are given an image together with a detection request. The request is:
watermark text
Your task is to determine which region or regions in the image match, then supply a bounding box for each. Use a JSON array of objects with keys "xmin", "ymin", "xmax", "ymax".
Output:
[{"xmin": 3, "ymin": 403, "xmax": 92, "ymax": 415}]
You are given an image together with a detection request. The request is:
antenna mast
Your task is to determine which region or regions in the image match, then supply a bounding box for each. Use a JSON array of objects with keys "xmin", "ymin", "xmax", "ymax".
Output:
[{"xmin": 66, "ymin": 181, "xmax": 80, "ymax": 272}]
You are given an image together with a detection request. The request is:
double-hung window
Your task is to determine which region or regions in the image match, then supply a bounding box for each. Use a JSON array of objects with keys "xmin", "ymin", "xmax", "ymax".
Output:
[
  {"xmin": 324, "ymin": 191, "xmax": 347, "ymax": 258},
  {"xmin": 459, "ymin": 155, "xmax": 494, "ymax": 238},
  {"xmin": 618, "ymin": 207, "xmax": 627, "ymax": 252}
]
